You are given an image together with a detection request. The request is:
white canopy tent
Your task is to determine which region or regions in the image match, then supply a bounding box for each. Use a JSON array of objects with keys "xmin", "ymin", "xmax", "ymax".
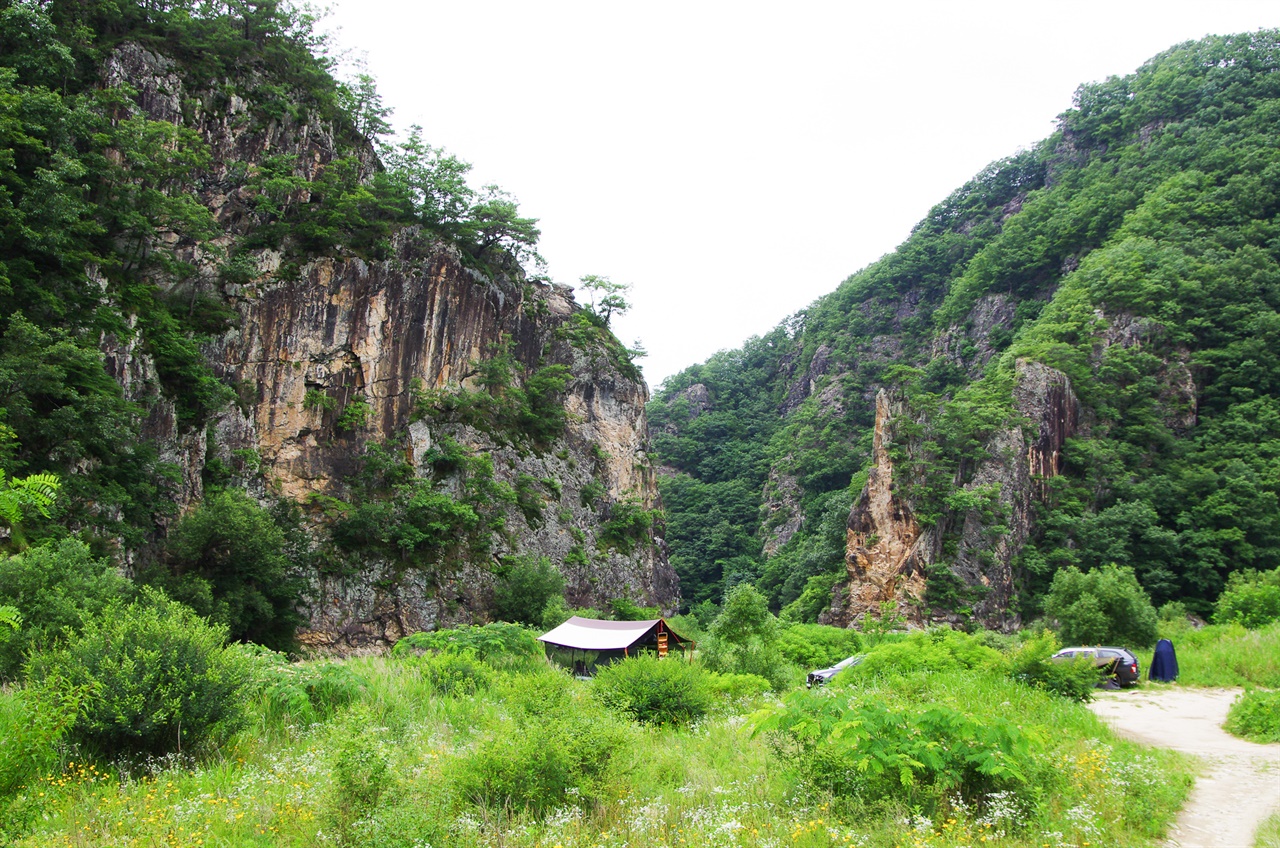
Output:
[{"xmin": 538, "ymin": 616, "xmax": 690, "ymax": 671}]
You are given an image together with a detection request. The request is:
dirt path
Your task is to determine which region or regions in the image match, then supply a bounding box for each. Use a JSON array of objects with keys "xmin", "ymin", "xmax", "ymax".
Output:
[{"xmin": 1088, "ymin": 687, "xmax": 1280, "ymax": 848}]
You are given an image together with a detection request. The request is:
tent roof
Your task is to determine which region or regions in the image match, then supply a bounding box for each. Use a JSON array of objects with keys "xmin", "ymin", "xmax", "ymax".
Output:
[{"xmin": 538, "ymin": 616, "xmax": 686, "ymax": 651}]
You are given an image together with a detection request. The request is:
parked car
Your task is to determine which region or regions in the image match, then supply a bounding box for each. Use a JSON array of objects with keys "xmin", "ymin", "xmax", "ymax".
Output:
[
  {"xmin": 1049, "ymin": 646, "xmax": 1141, "ymax": 687},
  {"xmin": 806, "ymin": 654, "xmax": 865, "ymax": 688}
]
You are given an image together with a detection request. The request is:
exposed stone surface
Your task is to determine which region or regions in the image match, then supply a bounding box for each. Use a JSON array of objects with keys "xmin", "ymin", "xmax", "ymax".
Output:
[
  {"xmin": 833, "ymin": 359, "xmax": 1081, "ymax": 631},
  {"xmin": 100, "ymin": 43, "xmax": 677, "ymax": 651},
  {"xmin": 831, "ymin": 390, "xmax": 928, "ymax": 628},
  {"xmin": 761, "ymin": 465, "xmax": 804, "ymax": 557}
]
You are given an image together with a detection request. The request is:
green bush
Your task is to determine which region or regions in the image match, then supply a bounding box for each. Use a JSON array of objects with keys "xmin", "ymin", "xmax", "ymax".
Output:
[
  {"xmin": 0, "ymin": 538, "xmax": 133, "ymax": 680},
  {"xmin": 25, "ymin": 588, "xmax": 248, "ymax": 758},
  {"xmin": 1043, "ymin": 564, "xmax": 1158, "ymax": 648},
  {"xmin": 775, "ymin": 622, "xmax": 862, "ymax": 669},
  {"xmin": 238, "ymin": 647, "xmax": 365, "ymax": 729},
  {"xmin": 704, "ymin": 670, "xmax": 773, "ymax": 702},
  {"xmin": 593, "ymin": 655, "xmax": 711, "ymax": 726},
  {"xmin": 145, "ymin": 488, "xmax": 305, "ymax": 652},
  {"xmin": 490, "ymin": 555, "xmax": 564, "ymax": 626},
  {"xmin": 391, "ymin": 622, "xmax": 541, "ymax": 667},
  {"xmin": 1215, "ymin": 567, "xmax": 1280, "ymax": 629},
  {"xmin": 1224, "ymin": 689, "xmax": 1280, "ymax": 743},
  {"xmin": 850, "ymin": 627, "xmax": 1003, "ymax": 680},
  {"xmin": 410, "ymin": 649, "xmax": 495, "ymax": 696},
  {"xmin": 754, "ymin": 683, "xmax": 1042, "ymax": 807},
  {"xmin": 327, "ymin": 711, "xmax": 395, "ymax": 834},
  {"xmin": 448, "ymin": 679, "xmax": 630, "ymax": 815},
  {"xmin": 699, "ymin": 583, "xmax": 791, "ymax": 690},
  {"xmin": 0, "ymin": 680, "xmax": 82, "ymax": 799},
  {"xmin": 1007, "ymin": 631, "xmax": 1100, "ymax": 702}
]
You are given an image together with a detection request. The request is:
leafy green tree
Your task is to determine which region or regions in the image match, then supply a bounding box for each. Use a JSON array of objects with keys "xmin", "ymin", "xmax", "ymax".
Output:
[
  {"xmin": 145, "ymin": 488, "xmax": 304, "ymax": 651},
  {"xmin": 26, "ymin": 587, "xmax": 249, "ymax": 758},
  {"xmin": 1042, "ymin": 564, "xmax": 1158, "ymax": 647},
  {"xmin": 700, "ymin": 583, "xmax": 790, "ymax": 690},
  {"xmin": 577, "ymin": 275, "xmax": 631, "ymax": 327},
  {"xmin": 381, "ymin": 126, "xmax": 473, "ymax": 232},
  {"xmin": 0, "ymin": 537, "xmax": 133, "ymax": 680},
  {"xmin": 459, "ymin": 185, "xmax": 541, "ymax": 266},
  {"xmin": 1214, "ymin": 567, "xmax": 1280, "ymax": 629},
  {"xmin": 491, "ymin": 555, "xmax": 565, "ymax": 626}
]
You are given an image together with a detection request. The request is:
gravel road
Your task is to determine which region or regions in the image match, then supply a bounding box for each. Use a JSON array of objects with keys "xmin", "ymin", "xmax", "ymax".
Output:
[{"xmin": 1088, "ymin": 687, "xmax": 1280, "ymax": 848}]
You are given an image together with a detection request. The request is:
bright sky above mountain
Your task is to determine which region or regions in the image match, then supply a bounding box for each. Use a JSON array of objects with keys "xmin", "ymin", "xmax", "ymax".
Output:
[{"xmin": 324, "ymin": 0, "xmax": 1280, "ymax": 389}]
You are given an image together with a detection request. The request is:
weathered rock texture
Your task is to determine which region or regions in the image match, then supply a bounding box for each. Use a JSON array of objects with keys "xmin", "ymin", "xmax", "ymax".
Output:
[
  {"xmin": 103, "ymin": 42, "xmax": 677, "ymax": 650},
  {"xmin": 830, "ymin": 359, "xmax": 1080, "ymax": 630}
]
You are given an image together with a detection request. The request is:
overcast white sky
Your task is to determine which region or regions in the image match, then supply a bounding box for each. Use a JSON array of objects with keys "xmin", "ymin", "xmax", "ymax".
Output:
[{"xmin": 323, "ymin": 1, "xmax": 1280, "ymax": 390}]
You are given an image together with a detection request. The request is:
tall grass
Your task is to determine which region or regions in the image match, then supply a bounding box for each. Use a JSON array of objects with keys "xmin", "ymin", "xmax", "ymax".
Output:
[
  {"xmin": 1257, "ymin": 811, "xmax": 1280, "ymax": 848},
  {"xmin": 1152, "ymin": 621, "xmax": 1280, "ymax": 687},
  {"xmin": 1, "ymin": 629, "xmax": 1204, "ymax": 848}
]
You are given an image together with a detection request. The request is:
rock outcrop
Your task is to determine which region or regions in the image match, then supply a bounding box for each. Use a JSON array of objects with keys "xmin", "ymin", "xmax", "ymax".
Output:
[
  {"xmin": 100, "ymin": 42, "xmax": 677, "ymax": 650},
  {"xmin": 832, "ymin": 359, "xmax": 1080, "ymax": 630}
]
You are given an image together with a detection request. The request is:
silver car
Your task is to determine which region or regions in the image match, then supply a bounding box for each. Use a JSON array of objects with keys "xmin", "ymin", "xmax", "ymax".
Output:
[{"xmin": 806, "ymin": 654, "xmax": 865, "ymax": 688}]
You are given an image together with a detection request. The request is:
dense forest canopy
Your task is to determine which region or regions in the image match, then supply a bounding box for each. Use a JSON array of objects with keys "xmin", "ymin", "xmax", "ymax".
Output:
[{"xmin": 652, "ymin": 30, "xmax": 1280, "ymax": 620}]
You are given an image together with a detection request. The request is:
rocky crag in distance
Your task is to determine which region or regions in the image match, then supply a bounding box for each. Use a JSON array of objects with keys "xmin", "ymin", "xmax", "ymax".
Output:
[
  {"xmin": 98, "ymin": 42, "xmax": 676, "ymax": 649},
  {"xmin": 651, "ymin": 31, "xmax": 1280, "ymax": 627}
]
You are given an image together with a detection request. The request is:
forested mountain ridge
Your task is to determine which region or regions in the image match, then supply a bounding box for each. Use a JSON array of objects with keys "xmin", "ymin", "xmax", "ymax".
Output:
[
  {"xmin": 0, "ymin": 0, "xmax": 674, "ymax": 651},
  {"xmin": 651, "ymin": 30, "xmax": 1280, "ymax": 628}
]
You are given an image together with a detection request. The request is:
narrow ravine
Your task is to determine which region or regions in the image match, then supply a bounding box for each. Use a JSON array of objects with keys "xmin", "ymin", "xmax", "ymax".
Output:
[{"xmin": 1088, "ymin": 688, "xmax": 1280, "ymax": 848}]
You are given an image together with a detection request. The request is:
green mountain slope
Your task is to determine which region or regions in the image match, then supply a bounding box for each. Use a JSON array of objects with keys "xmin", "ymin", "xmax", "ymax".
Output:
[{"xmin": 652, "ymin": 31, "xmax": 1280, "ymax": 623}]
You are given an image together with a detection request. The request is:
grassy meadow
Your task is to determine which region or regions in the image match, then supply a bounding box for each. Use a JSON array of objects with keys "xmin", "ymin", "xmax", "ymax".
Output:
[{"xmin": 0, "ymin": 623, "xmax": 1213, "ymax": 848}]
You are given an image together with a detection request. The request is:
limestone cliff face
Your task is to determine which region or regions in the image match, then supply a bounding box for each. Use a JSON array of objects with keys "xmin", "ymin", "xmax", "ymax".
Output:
[
  {"xmin": 831, "ymin": 359, "xmax": 1080, "ymax": 630},
  {"xmin": 101, "ymin": 42, "xmax": 676, "ymax": 649}
]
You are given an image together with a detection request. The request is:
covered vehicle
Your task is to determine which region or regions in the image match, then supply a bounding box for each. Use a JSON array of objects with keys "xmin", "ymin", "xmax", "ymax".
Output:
[
  {"xmin": 806, "ymin": 654, "xmax": 865, "ymax": 688},
  {"xmin": 1049, "ymin": 646, "xmax": 1141, "ymax": 687}
]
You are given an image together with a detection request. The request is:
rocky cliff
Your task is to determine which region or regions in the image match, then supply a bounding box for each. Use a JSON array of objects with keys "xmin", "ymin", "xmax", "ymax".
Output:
[
  {"xmin": 100, "ymin": 41, "xmax": 676, "ymax": 649},
  {"xmin": 830, "ymin": 359, "xmax": 1079, "ymax": 630}
]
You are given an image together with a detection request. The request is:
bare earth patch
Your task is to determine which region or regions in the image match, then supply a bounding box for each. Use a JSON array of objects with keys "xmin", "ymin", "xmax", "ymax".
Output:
[{"xmin": 1088, "ymin": 687, "xmax": 1280, "ymax": 848}]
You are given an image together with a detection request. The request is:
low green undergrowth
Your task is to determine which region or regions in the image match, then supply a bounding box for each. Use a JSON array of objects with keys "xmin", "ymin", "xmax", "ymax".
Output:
[
  {"xmin": 2, "ymin": 642, "xmax": 1197, "ymax": 848},
  {"xmin": 1155, "ymin": 621, "xmax": 1280, "ymax": 687},
  {"xmin": 1225, "ymin": 688, "xmax": 1280, "ymax": 743}
]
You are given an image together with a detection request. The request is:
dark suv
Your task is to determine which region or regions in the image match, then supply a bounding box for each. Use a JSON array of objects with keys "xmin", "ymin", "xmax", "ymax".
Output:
[{"xmin": 1049, "ymin": 646, "xmax": 1141, "ymax": 687}]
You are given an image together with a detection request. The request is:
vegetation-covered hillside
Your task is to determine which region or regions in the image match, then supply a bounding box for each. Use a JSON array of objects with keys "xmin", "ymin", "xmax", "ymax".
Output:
[
  {"xmin": 652, "ymin": 30, "xmax": 1280, "ymax": 623},
  {"xmin": 0, "ymin": 0, "xmax": 666, "ymax": 651}
]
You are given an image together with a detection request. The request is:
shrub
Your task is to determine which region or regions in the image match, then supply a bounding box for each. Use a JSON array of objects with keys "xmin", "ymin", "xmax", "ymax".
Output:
[
  {"xmin": 0, "ymin": 680, "xmax": 82, "ymax": 799},
  {"xmin": 490, "ymin": 555, "xmax": 564, "ymax": 626},
  {"xmin": 593, "ymin": 655, "xmax": 711, "ymax": 726},
  {"xmin": 25, "ymin": 588, "xmax": 248, "ymax": 758},
  {"xmin": 410, "ymin": 649, "xmax": 495, "ymax": 696},
  {"xmin": 704, "ymin": 671, "xmax": 773, "ymax": 702},
  {"xmin": 598, "ymin": 498, "xmax": 656, "ymax": 553},
  {"xmin": 776, "ymin": 622, "xmax": 862, "ymax": 669},
  {"xmin": 700, "ymin": 583, "xmax": 791, "ymax": 691},
  {"xmin": 145, "ymin": 488, "xmax": 304, "ymax": 652},
  {"xmin": 754, "ymin": 686, "xmax": 1042, "ymax": 808},
  {"xmin": 1224, "ymin": 688, "xmax": 1280, "ymax": 743},
  {"xmin": 1215, "ymin": 567, "xmax": 1280, "ymax": 629},
  {"xmin": 1043, "ymin": 564, "xmax": 1158, "ymax": 648},
  {"xmin": 850, "ymin": 627, "xmax": 1003, "ymax": 680},
  {"xmin": 391, "ymin": 622, "xmax": 541, "ymax": 666},
  {"xmin": 448, "ymin": 682, "xmax": 630, "ymax": 815},
  {"xmin": 326, "ymin": 709, "xmax": 396, "ymax": 837},
  {"xmin": 609, "ymin": 595, "xmax": 660, "ymax": 620},
  {"xmin": 0, "ymin": 538, "xmax": 133, "ymax": 680},
  {"xmin": 237, "ymin": 647, "xmax": 365, "ymax": 729},
  {"xmin": 1007, "ymin": 631, "xmax": 1100, "ymax": 701}
]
